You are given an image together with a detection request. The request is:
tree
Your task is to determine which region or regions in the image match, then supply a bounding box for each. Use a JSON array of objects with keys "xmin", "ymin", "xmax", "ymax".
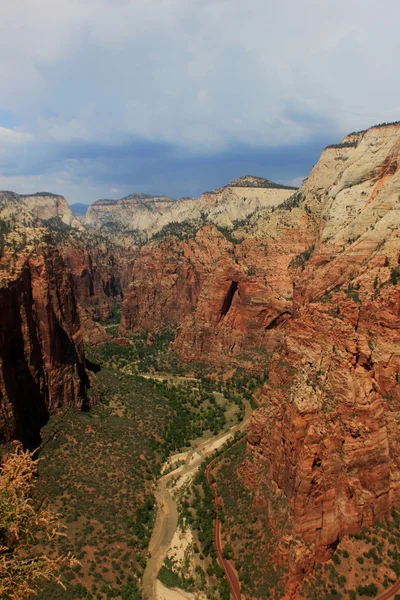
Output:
[{"xmin": 0, "ymin": 446, "xmax": 77, "ymax": 600}]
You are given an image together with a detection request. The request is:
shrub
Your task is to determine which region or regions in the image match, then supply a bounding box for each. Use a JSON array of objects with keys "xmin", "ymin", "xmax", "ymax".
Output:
[
  {"xmin": 290, "ymin": 245, "xmax": 315, "ymax": 270},
  {"xmin": 0, "ymin": 448, "xmax": 77, "ymax": 599},
  {"xmin": 356, "ymin": 583, "xmax": 378, "ymax": 597}
]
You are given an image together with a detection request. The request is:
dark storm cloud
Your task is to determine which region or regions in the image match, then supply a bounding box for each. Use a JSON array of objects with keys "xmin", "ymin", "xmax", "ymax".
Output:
[{"xmin": 0, "ymin": 0, "xmax": 399, "ymax": 201}]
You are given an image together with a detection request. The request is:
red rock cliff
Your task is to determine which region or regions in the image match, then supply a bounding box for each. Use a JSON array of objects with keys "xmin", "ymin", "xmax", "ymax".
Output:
[
  {"xmin": 0, "ymin": 236, "xmax": 88, "ymax": 447},
  {"xmin": 120, "ymin": 225, "xmax": 232, "ymax": 332},
  {"xmin": 242, "ymin": 124, "xmax": 400, "ymax": 568},
  {"xmin": 118, "ymin": 124, "xmax": 400, "ymax": 570}
]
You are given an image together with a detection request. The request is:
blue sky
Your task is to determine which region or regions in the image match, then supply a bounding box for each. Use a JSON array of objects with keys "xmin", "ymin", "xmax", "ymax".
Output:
[{"xmin": 1, "ymin": 0, "xmax": 400, "ymax": 203}]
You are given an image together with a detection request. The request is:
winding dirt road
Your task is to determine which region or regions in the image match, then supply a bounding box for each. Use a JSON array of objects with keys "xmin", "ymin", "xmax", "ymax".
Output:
[{"xmin": 142, "ymin": 403, "xmax": 251, "ymax": 600}]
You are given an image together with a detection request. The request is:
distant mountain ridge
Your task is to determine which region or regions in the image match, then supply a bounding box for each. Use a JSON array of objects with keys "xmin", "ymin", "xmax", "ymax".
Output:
[
  {"xmin": 218, "ymin": 175, "xmax": 298, "ymax": 190},
  {"xmin": 84, "ymin": 175, "xmax": 295, "ymax": 238}
]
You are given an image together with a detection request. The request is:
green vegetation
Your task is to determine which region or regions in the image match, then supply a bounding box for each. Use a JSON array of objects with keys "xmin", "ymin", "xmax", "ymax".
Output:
[
  {"xmin": 158, "ymin": 557, "xmax": 194, "ymax": 591},
  {"xmin": 34, "ymin": 367, "xmax": 167, "ymax": 600},
  {"xmin": 345, "ymin": 281, "xmax": 361, "ymax": 303},
  {"xmin": 356, "ymin": 583, "xmax": 378, "ymax": 597},
  {"xmin": 324, "ymin": 141, "xmax": 358, "ymax": 150},
  {"xmin": 302, "ymin": 507, "xmax": 400, "ymax": 598},
  {"xmin": 217, "ymin": 441, "xmax": 288, "ymax": 598},
  {"xmin": 30, "ymin": 309, "xmax": 249, "ymax": 600},
  {"xmin": 0, "ymin": 450, "xmax": 77, "ymax": 600},
  {"xmin": 151, "ymin": 220, "xmax": 202, "ymax": 242},
  {"xmin": 20, "ymin": 191, "xmax": 60, "ymax": 197},
  {"xmin": 179, "ymin": 436, "xmax": 287, "ymax": 599},
  {"xmin": 0, "ymin": 220, "xmax": 11, "ymax": 257},
  {"xmin": 88, "ymin": 326, "xmax": 181, "ymax": 374},
  {"xmin": 290, "ymin": 245, "xmax": 315, "ymax": 270},
  {"xmin": 278, "ymin": 190, "xmax": 304, "ymax": 211},
  {"xmin": 228, "ymin": 176, "xmax": 297, "ymax": 190},
  {"xmin": 174, "ymin": 434, "xmax": 246, "ymax": 598},
  {"xmin": 348, "ymin": 120, "xmax": 400, "ymax": 138},
  {"xmin": 390, "ymin": 264, "xmax": 400, "ymax": 285},
  {"xmin": 42, "ymin": 217, "xmax": 74, "ymax": 244},
  {"xmin": 215, "ymin": 224, "xmax": 240, "ymax": 245}
]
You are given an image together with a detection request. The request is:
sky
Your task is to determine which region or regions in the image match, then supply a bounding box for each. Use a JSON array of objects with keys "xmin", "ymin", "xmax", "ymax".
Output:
[{"xmin": 1, "ymin": 0, "xmax": 400, "ymax": 204}]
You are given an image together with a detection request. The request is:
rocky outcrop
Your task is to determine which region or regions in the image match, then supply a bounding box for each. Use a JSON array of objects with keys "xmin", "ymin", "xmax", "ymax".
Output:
[
  {"xmin": 1, "ymin": 123, "xmax": 399, "ymax": 585},
  {"xmin": 85, "ymin": 193, "xmax": 175, "ymax": 235},
  {"xmin": 85, "ymin": 178, "xmax": 295, "ymax": 240},
  {"xmin": 0, "ymin": 248, "xmax": 88, "ymax": 447},
  {"xmin": 0, "ymin": 191, "xmax": 96, "ymax": 447},
  {"xmin": 240, "ymin": 123, "xmax": 400, "ymax": 568},
  {"xmin": 117, "ymin": 124, "xmax": 400, "ymax": 573},
  {"xmin": 20, "ymin": 192, "xmax": 82, "ymax": 228},
  {"xmin": 120, "ymin": 225, "xmax": 232, "ymax": 331},
  {"xmin": 62, "ymin": 241, "xmax": 127, "ymax": 320},
  {"xmin": 174, "ymin": 210, "xmax": 315, "ymax": 367}
]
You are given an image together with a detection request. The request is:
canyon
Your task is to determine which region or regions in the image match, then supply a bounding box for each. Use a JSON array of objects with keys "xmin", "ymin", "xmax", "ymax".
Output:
[{"xmin": 0, "ymin": 122, "xmax": 399, "ymax": 598}]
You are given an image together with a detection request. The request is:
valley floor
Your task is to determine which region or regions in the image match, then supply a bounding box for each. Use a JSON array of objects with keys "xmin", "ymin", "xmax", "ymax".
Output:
[{"xmin": 143, "ymin": 400, "xmax": 251, "ymax": 600}]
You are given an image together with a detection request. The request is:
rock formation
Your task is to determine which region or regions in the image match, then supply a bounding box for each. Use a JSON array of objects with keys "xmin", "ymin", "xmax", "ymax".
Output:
[
  {"xmin": 0, "ymin": 194, "xmax": 89, "ymax": 446},
  {"xmin": 0, "ymin": 192, "xmax": 101, "ymax": 445},
  {"xmin": 242, "ymin": 124, "xmax": 400, "ymax": 568},
  {"xmin": 85, "ymin": 177, "xmax": 295, "ymax": 241},
  {"xmin": 120, "ymin": 224, "xmax": 232, "ymax": 332},
  {"xmin": 20, "ymin": 191, "xmax": 83, "ymax": 228},
  {"xmin": 0, "ymin": 122, "xmax": 399, "ymax": 585},
  {"xmin": 117, "ymin": 123, "xmax": 400, "ymax": 572}
]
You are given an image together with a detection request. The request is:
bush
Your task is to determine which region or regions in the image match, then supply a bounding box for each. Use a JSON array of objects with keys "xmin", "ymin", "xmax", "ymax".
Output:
[
  {"xmin": 290, "ymin": 245, "xmax": 315, "ymax": 270},
  {"xmin": 356, "ymin": 583, "xmax": 378, "ymax": 597},
  {"xmin": 0, "ymin": 449, "xmax": 77, "ymax": 599}
]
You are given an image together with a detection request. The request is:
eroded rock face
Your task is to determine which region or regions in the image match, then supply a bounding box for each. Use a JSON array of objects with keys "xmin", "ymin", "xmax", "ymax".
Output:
[
  {"xmin": 117, "ymin": 124, "xmax": 400, "ymax": 570},
  {"xmin": 62, "ymin": 242, "xmax": 127, "ymax": 321},
  {"xmin": 0, "ymin": 249, "xmax": 88, "ymax": 447},
  {"xmin": 241, "ymin": 124, "xmax": 400, "ymax": 563},
  {"xmin": 20, "ymin": 192, "xmax": 82, "ymax": 228},
  {"xmin": 0, "ymin": 190, "xmax": 132, "ymax": 447},
  {"xmin": 174, "ymin": 215, "xmax": 315, "ymax": 367},
  {"xmin": 85, "ymin": 178, "xmax": 295, "ymax": 239},
  {"xmin": 1, "ymin": 124, "xmax": 399, "ymax": 580},
  {"xmin": 120, "ymin": 225, "xmax": 232, "ymax": 331}
]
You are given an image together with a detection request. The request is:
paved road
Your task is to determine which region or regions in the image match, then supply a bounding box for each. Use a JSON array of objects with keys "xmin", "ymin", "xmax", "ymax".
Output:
[
  {"xmin": 142, "ymin": 403, "xmax": 251, "ymax": 600},
  {"xmin": 375, "ymin": 578, "xmax": 400, "ymax": 600},
  {"xmin": 206, "ymin": 452, "xmax": 242, "ymax": 600}
]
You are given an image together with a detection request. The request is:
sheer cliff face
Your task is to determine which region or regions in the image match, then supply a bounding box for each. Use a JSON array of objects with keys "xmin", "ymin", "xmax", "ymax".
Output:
[
  {"xmin": 0, "ymin": 249, "xmax": 88, "ymax": 447},
  {"xmin": 173, "ymin": 211, "xmax": 315, "ymax": 366},
  {"xmin": 243, "ymin": 125, "xmax": 400, "ymax": 566},
  {"xmin": 0, "ymin": 193, "xmax": 90, "ymax": 447},
  {"xmin": 20, "ymin": 193, "xmax": 82, "ymax": 228},
  {"xmin": 62, "ymin": 242, "xmax": 126, "ymax": 321},
  {"xmin": 84, "ymin": 179, "xmax": 294, "ymax": 240},
  {"xmin": 120, "ymin": 225, "xmax": 233, "ymax": 332},
  {"xmin": 119, "ymin": 124, "xmax": 400, "ymax": 568}
]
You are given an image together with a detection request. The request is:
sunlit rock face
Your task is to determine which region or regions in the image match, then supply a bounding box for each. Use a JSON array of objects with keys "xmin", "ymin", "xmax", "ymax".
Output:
[
  {"xmin": 118, "ymin": 124, "xmax": 400, "ymax": 570},
  {"xmin": 84, "ymin": 178, "xmax": 294, "ymax": 238}
]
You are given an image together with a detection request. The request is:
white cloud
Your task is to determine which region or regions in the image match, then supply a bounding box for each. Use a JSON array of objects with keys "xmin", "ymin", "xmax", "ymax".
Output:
[
  {"xmin": 0, "ymin": 0, "xmax": 399, "ymax": 148},
  {"xmin": 0, "ymin": 0, "xmax": 400, "ymax": 197}
]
